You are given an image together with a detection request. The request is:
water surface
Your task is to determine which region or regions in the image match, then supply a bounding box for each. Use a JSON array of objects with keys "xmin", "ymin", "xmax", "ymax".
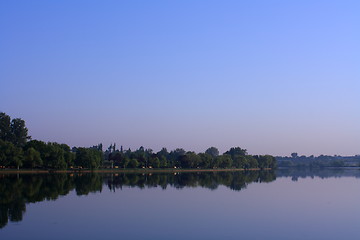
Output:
[{"xmin": 1, "ymin": 169, "xmax": 360, "ymax": 239}]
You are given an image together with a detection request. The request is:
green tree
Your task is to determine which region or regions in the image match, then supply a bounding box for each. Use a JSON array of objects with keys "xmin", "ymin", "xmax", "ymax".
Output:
[
  {"xmin": 205, "ymin": 147, "xmax": 219, "ymax": 158},
  {"xmin": 157, "ymin": 148, "xmax": 169, "ymax": 159},
  {"xmin": 119, "ymin": 157, "xmax": 130, "ymax": 169},
  {"xmin": 11, "ymin": 118, "xmax": 30, "ymax": 147},
  {"xmin": 60, "ymin": 144, "xmax": 75, "ymax": 167},
  {"xmin": 25, "ymin": 140, "xmax": 52, "ymax": 168},
  {"xmin": 0, "ymin": 140, "xmax": 20, "ymax": 167},
  {"xmin": 149, "ymin": 157, "xmax": 160, "ymax": 168},
  {"xmin": 169, "ymin": 148, "xmax": 186, "ymax": 167},
  {"xmin": 212, "ymin": 156, "xmax": 221, "ymax": 168},
  {"xmin": 225, "ymin": 147, "xmax": 247, "ymax": 159},
  {"xmin": 75, "ymin": 148, "xmax": 102, "ymax": 169},
  {"xmin": 219, "ymin": 154, "xmax": 233, "ymax": 168},
  {"xmin": 159, "ymin": 155, "xmax": 167, "ymax": 168},
  {"xmin": 46, "ymin": 143, "xmax": 67, "ymax": 169},
  {"xmin": 0, "ymin": 140, "xmax": 23, "ymax": 169},
  {"xmin": 0, "ymin": 112, "xmax": 11, "ymax": 142},
  {"xmin": 111, "ymin": 151, "xmax": 124, "ymax": 167},
  {"xmin": 246, "ymin": 155, "xmax": 259, "ymax": 169},
  {"xmin": 256, "ymin": 155, "xmax": 276, "ymax": 169},
  {"xmin": 232, "ymin": 155, "xmax": 247, "ymax": 168},
  {"xmin": 128, "ymin": 158, "xmax": 139, "ymax": 168},
  {"xmin": 134, "ymin": 147, "xmax": 147, "ymax": 167},
  {"xmin": 198, "ymin": 153, "xmax": 212, "ymax": 168},
  {"xmin": 179, "ymin": 152, "xmax": 201, "ymax": 168},
  {"xmin": 0, "ymin": 139, "xmax": 10, "ymax": 166},
  {"xmin": 24, "ymin": 147, "xmax": 42, "ymax": 168},
  {"xmin": 0, "ymin": 113, "xmax": 30, "ymax": 147}
]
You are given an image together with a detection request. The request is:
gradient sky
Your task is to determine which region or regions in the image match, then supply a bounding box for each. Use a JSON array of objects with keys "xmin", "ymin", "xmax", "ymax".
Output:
[{"xmin": 1, "ymin": 1, "xmax": 359, "ymax": 156}]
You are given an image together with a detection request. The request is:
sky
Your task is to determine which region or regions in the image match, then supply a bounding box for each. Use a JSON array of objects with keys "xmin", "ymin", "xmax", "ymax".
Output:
[{"xmin": 1, "ymin": 0, "xmax": 359, "ymax": 156}]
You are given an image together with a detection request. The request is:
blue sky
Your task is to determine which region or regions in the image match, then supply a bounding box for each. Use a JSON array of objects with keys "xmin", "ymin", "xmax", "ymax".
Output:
[{"xmin": 1, "ymin": 1, "xmax": 359, "ymax": 156}]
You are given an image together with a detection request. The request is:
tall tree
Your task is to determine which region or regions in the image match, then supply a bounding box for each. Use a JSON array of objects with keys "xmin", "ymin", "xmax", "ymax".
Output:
[
  {"xmin": 11, "ymin": 118, "xmax": 30, "ymax": 147},
  {"xmin": 0, "ymin": 112, "xmax": 11, "ymax": 142},
  {"xmin": 0, "ymin": 113, "xmax": 30, "ymax": 147}
]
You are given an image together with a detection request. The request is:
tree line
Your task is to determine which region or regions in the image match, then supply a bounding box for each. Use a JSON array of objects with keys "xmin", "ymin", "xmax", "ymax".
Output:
[
  {"xmin": 104, "ymin": 145, "xmax": 276, "ymax": 170},
  {"xmin": 276, "ymin": 152, "xmax": 360, "ymax": 168},
  {"xmin": 0, "ymin": 112, "xmax": 276, "ymax": 170}
]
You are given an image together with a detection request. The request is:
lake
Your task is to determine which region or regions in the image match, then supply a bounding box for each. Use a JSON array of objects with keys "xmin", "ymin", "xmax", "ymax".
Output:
[{"xmin": 1, "ymin": 169, "xmax": 360, "ymax": 240}]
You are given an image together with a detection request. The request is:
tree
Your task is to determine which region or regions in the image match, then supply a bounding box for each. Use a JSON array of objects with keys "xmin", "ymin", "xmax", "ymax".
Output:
[
  {"xmin": 128, "ymin": 158, "xmax": 139, "ymax": 168},
  {"xmin": 256, "ymin": 155, "xmax": 276, "ymax": 169},
  {"xmin": 75, "ymin": 148, "xmax": 102, "ymax": 169},
  {"xmin": 46, "ymin": 143, "xmax": 67, "ymax": 169},
  {"xmin": 25, "ymin": 140, "xmax": 48, "ymax": 163},
  {"xmin": 179, "ymin": 152, "xmax": 201, "ymax": 168},
  {"xmin": 0, "ymin": 113, "xmax": 30, "ymax": 147},
  {"xmin": 219, "ymin": 155, "xmax": 233, "ymax": 168},
  {"xmin": 134, "ymin": 147, "xmax": 147, "ymax": 167},
  {"xmin": 60, "ymin": 144, "xmax": 75, "ymax": 167},
  {"xmin": 246, "ymin": 155, "xmax": 259, "ymax": 169},
  {"xmin": 205, "ymin": 147, "xmax": 219, "ymax": 158},
  {"xmin": 159, "ymin": 155, "xmax": 167, "ymax": 168},
  {"xmin": 12, "ymin": 144, "xmax": 23, "ymax": 169},
  {"xmin": 157, "ymin": 148, "xmax": 169, "ymax": 158},
  {"xmin": 11, "ymin": 118, "xmax": 30, "ymax": 147},
  {"xmin": 0, "ymin": 112, "xmax": 11, "ymax": 142},
  {"xmin": 157, "ymin": 148, "xmax": 169, "ymax": 168},
  {"xmin": 212, "ymin": 156, "xmax": 221, "ymax": 168},
  {"xmin": 0, "ymin": 140, "xmax": 23, "ymax": 169},
  {"xmin": 119, "ymin": 157, "xmax": 130, "ymax": 169},
  {"xmin": 232, "ymin": 155, "xmax": 247, "ymax": 169},
  {"xmin": 24, "ymin": 147, "xmax": 42, "ymax": 168},
  {"xmin": 330, "ymin": 160, "xmax": 344, "ymax": 167},
  {"xmin": 169, "ymin": 148, "xmax": 186, "ymax": 167},
  {"xmin": 198, "ymin": 153, "xmax": 212, "ymax": 168},
  {"xmin": 291, "ymin": 152, "xmax": 298, "ymax": 158},
  {"xmin": 0, "ymin": 139, "xmax": 14, "ymax": 167},
  {"xmin": 225, "ymin": 147, "xmax": 247, "ymax": 160},
  {"xmin": 149, "ymin": 157, "xmax": 160, "ymax": 168}
]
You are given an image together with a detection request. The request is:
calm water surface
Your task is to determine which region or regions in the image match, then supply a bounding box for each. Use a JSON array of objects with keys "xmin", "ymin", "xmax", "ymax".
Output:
[{"xmin": 1, "ymin": 169, "xmax": 360, "ymax": 240}]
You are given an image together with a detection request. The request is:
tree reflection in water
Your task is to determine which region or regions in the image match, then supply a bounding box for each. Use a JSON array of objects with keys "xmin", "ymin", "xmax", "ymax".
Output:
[{"xmin": 0, "ymin": 171, "xmax": 276, "ymax": 228}]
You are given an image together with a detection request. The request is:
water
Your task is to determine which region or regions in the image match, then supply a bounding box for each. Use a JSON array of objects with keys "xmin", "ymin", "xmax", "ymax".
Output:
[{"xmin": 1, "ymin": 169, "xmax": 360, "ymax": 240}]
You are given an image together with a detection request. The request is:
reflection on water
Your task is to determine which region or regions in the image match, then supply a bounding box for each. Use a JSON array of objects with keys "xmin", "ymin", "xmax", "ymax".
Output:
[
  {"xmin": 0, "ymin": 171, "xmax": 275, "ymax": 229},
  {"xmin": 0, "ymin": 174, "xmax": 102, "ymax": 229},
  {"xmin": 2, "ymin": 168, "xmax": 360, "ymax": 240},
  {"xmin": 107, "ymin": 171, "xmax": 276, "ymax": 191}
]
